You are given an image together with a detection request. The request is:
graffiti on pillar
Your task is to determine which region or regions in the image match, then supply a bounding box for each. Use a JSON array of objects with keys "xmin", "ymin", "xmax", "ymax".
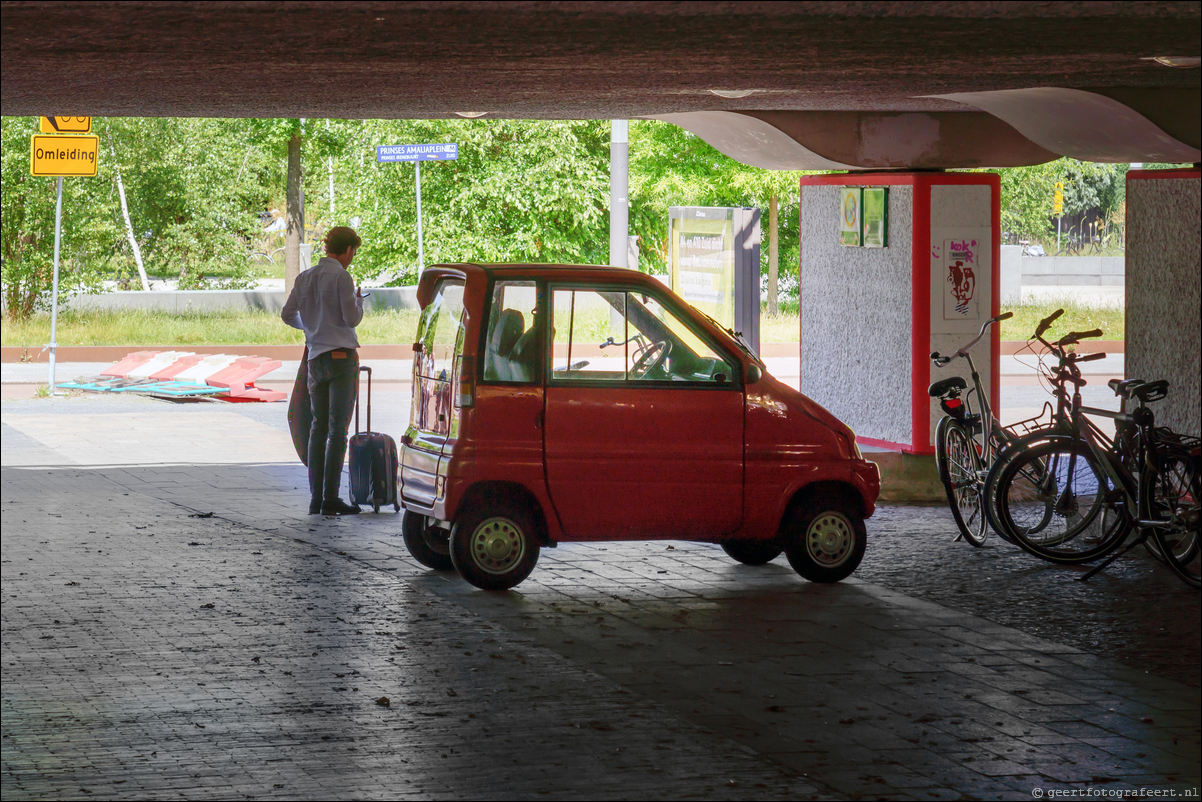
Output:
[{"xmin": 943, "ymin": 238, "xmax": 980, "ymax": 320}]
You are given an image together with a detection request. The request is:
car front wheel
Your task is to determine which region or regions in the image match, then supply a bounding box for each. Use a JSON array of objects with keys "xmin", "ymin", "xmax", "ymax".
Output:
[
  {"xmin": 450, "ymin": 500, "xmax": 540, "ymax": 591},
  {"xmin": 783, "ymin": 497, "xmax": 866, "ymax": 583}
]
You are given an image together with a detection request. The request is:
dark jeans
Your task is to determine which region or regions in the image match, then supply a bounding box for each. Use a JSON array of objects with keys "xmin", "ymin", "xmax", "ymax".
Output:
[{"xmin": 307, "ymin": 349, "xmax": 358, "ymax": 501}]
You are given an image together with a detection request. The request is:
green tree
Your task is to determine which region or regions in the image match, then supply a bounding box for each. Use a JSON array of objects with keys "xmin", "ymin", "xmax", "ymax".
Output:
[
  {"xmin": 102, "ymin": 117, "xmax": 270, "ymax": 289},
  {"xmin": 318, "ymin": 118, "xmax": 612, "ymax": 285},
  {"xmin": 1, "ymin": 116, "xmax": 117, "ymax": 320},
  {"xmin": 630, "ymin": 120, "xmax": 810, "ymax": 306}
]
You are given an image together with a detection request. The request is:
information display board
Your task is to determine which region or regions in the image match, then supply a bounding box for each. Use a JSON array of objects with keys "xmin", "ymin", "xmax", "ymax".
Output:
[
  {"xmin": 668, "ymin": 207, "xmax": 761, "ymax": 353},
  {"xmin": 862, "ymin": 187, "xmax": 888, "ymax": 248},
  {"xmin": 839, "ymin": 187, "xmax": 862, "ymax": 246}
]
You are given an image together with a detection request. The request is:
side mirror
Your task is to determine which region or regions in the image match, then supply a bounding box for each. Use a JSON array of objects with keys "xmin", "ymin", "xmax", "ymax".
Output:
[{"xmin": 746, "ymin": 364, "xmax": 762, "ymax": 384}]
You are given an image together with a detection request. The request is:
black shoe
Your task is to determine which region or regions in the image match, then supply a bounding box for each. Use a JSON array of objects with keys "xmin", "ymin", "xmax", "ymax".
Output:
[
  {"xmin": 321, "ymin": 498, "xmax": 361, "ymax": 515},
  {"xmin": 309, "ymin": 499, "xmax": 323, "ymax": 514}
]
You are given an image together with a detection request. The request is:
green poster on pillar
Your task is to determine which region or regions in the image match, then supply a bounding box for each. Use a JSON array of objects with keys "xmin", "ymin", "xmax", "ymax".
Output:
[
  {"xmin": 862, "ymin": 187, "xmax": 888, "ymax": 248},
  {"xmin": 839, "ymin": 187, "xmax": 862, "ymax": 247}
]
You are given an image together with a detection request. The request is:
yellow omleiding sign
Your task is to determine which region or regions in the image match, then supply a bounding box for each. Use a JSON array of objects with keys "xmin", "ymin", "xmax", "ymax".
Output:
[
  {"xmin": 40, "ymin": 116, "xmax": 92, "ymax": 134},
  {"xmin": 31, "ymin": 134, "xmax": 100, "ymax": 177},
  {"xmin": 1053, "ymin": 181, "xmax": 1064, "ymax": 215}
]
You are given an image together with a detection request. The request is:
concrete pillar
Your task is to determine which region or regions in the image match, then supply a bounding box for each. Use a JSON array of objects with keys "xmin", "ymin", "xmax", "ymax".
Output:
[
  {"xmin": 1125, "ymin": 168, "xmax": 1201, "ymax": 437},
  {"xmin": 798, "ymin": 173, "xmax": 1000, "ymax": 454}
]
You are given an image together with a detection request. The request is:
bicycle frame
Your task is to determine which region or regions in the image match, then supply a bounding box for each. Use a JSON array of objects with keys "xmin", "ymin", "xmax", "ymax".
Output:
[{"xmin": 931, "ymin": 314, "xmax": 1010, "ymax": 470}]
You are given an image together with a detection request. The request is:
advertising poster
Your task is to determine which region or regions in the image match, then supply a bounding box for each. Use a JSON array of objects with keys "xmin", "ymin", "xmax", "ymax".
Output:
[
  {"xmin": 669, "ymin": 213, "xmax": 734, "ymax": 327},
  {"xmin": 862, "ymin": 187, "xmax": 888, "ymax": 248},
  {"xmin": 839, "ymin": 187, "xmax": 862, "ymax": 247},
  {"xmin": 943, "ymin": 238, "xmax": 981, "ymax": 320}
]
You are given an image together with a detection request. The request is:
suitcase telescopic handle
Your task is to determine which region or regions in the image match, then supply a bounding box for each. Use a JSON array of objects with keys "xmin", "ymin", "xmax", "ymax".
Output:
[{"xmin": 356, "ymin": 365, "xmax": 372, "ymax": 434}]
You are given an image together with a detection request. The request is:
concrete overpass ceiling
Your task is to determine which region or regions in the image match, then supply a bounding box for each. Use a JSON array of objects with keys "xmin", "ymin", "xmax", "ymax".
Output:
[
  {"xmin": 1, "ymin": 1, "xmax": 1199, "ymax": 168},
  {"xmin": 930, "ymin": 87, "xmax": 1202, "ymax": 163},
  {"xmin": 657, "ymin": 110, "xmax": 1063, "ymax": 170}
]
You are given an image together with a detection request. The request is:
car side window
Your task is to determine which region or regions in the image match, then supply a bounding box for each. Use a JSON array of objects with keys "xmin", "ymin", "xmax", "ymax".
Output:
[
  {"xmin": 415, "ymin": 280, "xmax": 466, "ymax": 381},
  {"xmin": 482, "ymin": 280, "xmax": 539, "ymax": 384},
  {"xmin": 549, "ymin": 286, "xmax": 735, "ymax": 385}
]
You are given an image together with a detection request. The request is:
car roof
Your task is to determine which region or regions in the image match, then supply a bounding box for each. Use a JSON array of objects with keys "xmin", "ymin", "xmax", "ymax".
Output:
[{"xmin": 433, "ymin": 262, "xmax": 662, "ymax": 281}]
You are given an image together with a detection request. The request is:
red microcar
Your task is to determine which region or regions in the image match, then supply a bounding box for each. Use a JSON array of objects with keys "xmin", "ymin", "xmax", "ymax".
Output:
[{"xmin": 399, "ymin": 264, "xmax": 880, "ymax": 590}]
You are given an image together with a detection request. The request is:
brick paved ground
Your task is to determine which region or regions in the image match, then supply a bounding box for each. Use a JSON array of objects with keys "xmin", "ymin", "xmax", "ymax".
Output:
[{"xmin": 3, "ymin": 394, "xmax": 1200, "ymax": 800}]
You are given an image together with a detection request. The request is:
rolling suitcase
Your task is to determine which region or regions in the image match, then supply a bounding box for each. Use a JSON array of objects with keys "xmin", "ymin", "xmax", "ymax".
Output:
[{"xmin": 348, "ymin": 365, "xmax": 401, "ymax": 513}]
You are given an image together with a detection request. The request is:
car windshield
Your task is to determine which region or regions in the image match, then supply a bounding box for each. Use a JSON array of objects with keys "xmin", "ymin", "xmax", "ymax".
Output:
[{"xmin": 696, "ymin": 309, "xmax": 764, "ymax": 368}]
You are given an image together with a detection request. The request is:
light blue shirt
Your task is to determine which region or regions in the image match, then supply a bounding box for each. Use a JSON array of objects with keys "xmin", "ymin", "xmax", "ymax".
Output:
[{"xmin": 281, "ymin": 257, "xmax": 364, "ymax": 359}]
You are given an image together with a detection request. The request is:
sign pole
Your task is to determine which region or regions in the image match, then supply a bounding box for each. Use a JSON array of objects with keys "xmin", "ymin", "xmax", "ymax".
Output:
[
  {"xmin": 376, "ymin": 143, "xmax": 457, "ymax": 278},
  {"xmin": 48, "ymin": 176, "xmax": 64, "ymax": 395},
  {"xmin": 415, "ymin": 160, "xmax": 424, "ymax": 275}
]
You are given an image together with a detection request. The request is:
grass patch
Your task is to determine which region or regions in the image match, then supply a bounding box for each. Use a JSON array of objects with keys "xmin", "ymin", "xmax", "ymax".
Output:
[
  {"xmin": 2, "ymin": 298, "xmax": 1124, "ymax": 348},
  {"xmin": 999, "ymin": 298, "xmax": 1124, "ymax": 341},
  {"xmin": 2, "ymin": 308, "xmax": 421, "ymax": 347}
]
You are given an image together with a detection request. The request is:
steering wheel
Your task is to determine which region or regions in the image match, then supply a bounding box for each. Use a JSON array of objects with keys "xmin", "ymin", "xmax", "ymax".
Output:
[{"xmin": 630, "ymin": 340, "xmax": 672, "ymax": 379}]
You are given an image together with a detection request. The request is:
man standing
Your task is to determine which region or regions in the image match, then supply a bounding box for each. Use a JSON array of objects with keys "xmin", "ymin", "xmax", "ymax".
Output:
[{"xmin": 282, "ymin": 226, "xmax": 365, "ymax": 515}]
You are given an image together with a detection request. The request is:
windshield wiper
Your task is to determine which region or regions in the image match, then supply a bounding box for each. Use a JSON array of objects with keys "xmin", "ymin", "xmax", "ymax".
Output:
[{"xmin": 698, "ymin": 310, "xmax": 764, "ymax": 366}]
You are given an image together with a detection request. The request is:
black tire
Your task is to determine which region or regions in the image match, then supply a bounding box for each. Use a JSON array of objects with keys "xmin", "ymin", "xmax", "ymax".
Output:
[
  {"xmin": 996, "ymin": 439, "xmax": 1130, "ymax": 564},
  {"xmin": 984, "ymin": 436, "xmax": 1055, "ymax": 546},
  {"xmin": 1146, "ymin": 450, "xmax": 1201, "ymax": 587},
  {"xmin": 402, "ymin": 511, "xmax": 454, "ymax": 570},
  {"xmin": 936, "ymin": 418, "xmax": 988, "ymax": 546},
  {"xmin": 782, "ymin": 495, "xmax": 866, "ymax": 583},
  {"xmin": 449, "ymin": 499, "xmax": 540, "ymax": 590},
  {"xmin": 721, "ymin": 539, "xmax": 782, "ymax": 565}
]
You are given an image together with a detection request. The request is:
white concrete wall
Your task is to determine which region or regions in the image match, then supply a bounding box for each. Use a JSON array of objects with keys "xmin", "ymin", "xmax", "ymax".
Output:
[
  {"xmin": 1021, "ymin": 256, "xmax": 1125, "ymax": 286},
  {"xmin": 799, "ymin": 184, "xmax": 913, "ymax": 445},
  {"xmin": 1126, "ymin": 175, "xmax": 1200, "ymax": 437},
  {"xmin": 928, "ymin": 184, "xmax": 994, "ymax": 450},
  {"xmin": 1000, "ymin": 245, "xmax": 1022, "ymax": 305}
]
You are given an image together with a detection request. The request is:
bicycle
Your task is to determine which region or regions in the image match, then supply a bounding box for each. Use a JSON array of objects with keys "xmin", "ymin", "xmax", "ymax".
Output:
[
  {"xmin": 928, "ymin": 312, "xmax": 1021, "ymax": 546},
  {"xmin": 987, "ymin": 323, "xmax": 1200, "ymax": 585}
]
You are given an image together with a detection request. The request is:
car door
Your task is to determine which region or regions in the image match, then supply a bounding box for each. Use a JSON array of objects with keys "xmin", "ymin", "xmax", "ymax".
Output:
[
  {"xmin": 542, "ymin": 285, "xmax": 743, "ymax": 540},
  {"xmin": 401, "ymin": 278, "xmax": 466, "ymax": 509}
]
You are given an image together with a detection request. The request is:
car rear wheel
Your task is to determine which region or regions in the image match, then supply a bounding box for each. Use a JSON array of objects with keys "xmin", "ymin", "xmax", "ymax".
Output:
[
  {"xmin": 783, "ymin": 497, "xmax": 866, "ymax": 583},
  {"xmin": 450, "ymin": 500, "xmax": 540, "ymax": 590},
  {"xmin": 721, "ymin": 539, "xmax": 782, "ymax": 565},
  {"xmin": 402, "ymin": 511, "xmax": 454, "ymax": 570}
]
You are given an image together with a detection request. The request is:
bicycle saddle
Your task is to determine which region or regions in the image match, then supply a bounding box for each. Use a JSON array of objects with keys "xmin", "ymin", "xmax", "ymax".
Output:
[
  {"xmin": 928, "ymin": 376, "xmax": 967, "ymax": 398},
  {"xmin": 1131, "ymin": 380, "xmax": 1169, "ymax": 403},
  {"xmin": 1108, "ymin": 378, "xmax": 1144, "ymax": 397}
]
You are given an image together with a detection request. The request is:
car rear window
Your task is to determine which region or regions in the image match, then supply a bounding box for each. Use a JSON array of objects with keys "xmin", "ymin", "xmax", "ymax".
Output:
[{"xmin": 416, "ymin": 280, "xmax": 466, "ymax": 380}]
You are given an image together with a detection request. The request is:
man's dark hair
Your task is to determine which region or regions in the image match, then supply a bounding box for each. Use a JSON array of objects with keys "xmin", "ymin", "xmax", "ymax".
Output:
[{"xmin": 324, "ymin": 226, "xmax": 362, "ymax": 255}]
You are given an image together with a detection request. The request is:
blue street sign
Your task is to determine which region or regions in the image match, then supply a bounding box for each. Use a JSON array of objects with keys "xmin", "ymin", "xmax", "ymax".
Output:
[{"xmin": 376, "ymin": 143, "xmax": 459, "ymax": 162}]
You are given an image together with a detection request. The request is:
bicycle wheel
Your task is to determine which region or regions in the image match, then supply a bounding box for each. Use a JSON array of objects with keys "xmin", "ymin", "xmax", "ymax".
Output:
[
  {"xmin": 1146, "ymin": 450, "xmax": 1201, "ymax": 587},
  {"xmin": 984, "ymin": 437, "xmax": 1055, "ymax": 546},
  {"xmin": 996, "ymin": 438, "xmax": 1131, "ymax": 563},
  {"xmin": 937, "ymin": 418, "xmax": 988, "ymax": 546}
]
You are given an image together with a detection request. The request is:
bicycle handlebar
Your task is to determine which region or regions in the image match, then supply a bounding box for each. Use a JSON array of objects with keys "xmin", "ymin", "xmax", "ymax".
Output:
[
  {"xmin": 933, "ymin": 312, "xmax": 1012, "ymax": 365},
  {"xmin": 1056, "ymin": 328, "xmax": 1104, "ymax": 346},
  {"xmin": 1035, "ymin": 308, "xmax": 1064, "ymax": 337}
]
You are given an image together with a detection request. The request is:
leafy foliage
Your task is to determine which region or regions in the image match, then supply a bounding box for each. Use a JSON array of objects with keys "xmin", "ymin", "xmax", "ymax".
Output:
[
  {"xmin": 2, "ymin": 114, "xmax": 1149, "ymax": 323},
  {"xmin": 2, "ymin": 116, "xmax": 116, "ymax": 319},
  {"xmin": 986, "ymin": 159, "xmax": 1127, "ymax": 247}
]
